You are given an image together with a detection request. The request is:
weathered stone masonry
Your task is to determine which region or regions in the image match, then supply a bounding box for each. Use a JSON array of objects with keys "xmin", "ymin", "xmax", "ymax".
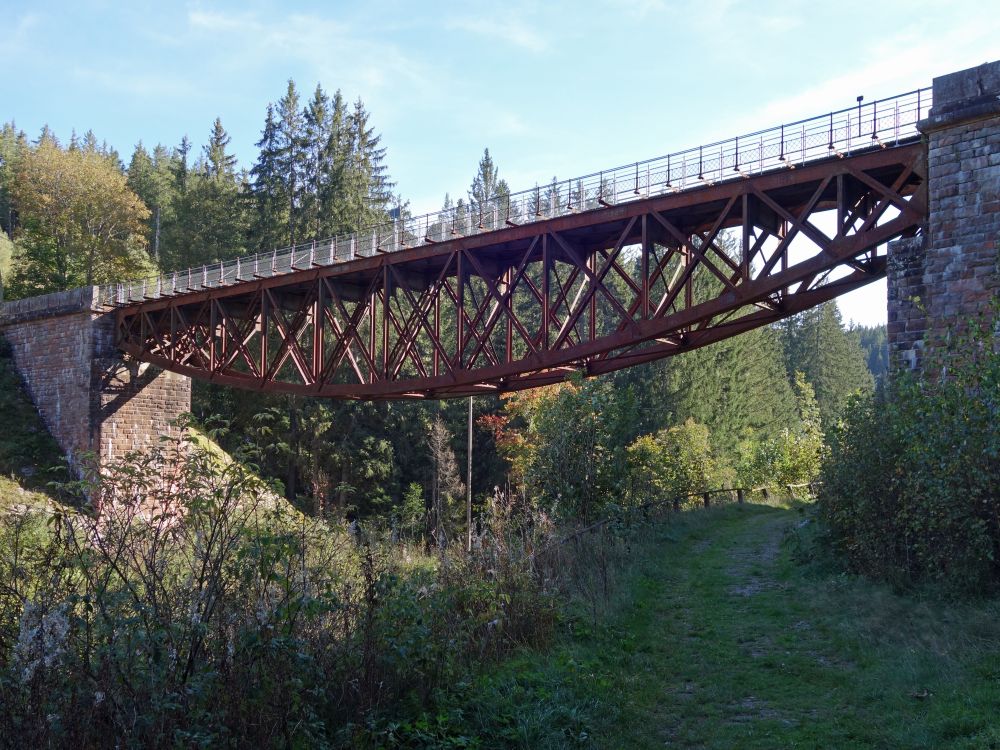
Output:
[
  {"xmin": 0, "ymin": 287, "xmax": 191, "ymax": 472},
  {"xmin": 888, "ymin": 60, "xmax": 1000, "ymax": 372}
]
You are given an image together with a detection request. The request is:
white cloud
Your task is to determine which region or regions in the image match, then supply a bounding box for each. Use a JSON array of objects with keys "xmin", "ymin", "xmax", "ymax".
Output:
[
  {"xmin": 760, "ymin": 14, "xmax": 801, "ymax": 33},
  {"xmin": 445, "ymin": 15, "xmax": 547, "ymax": 52},
  {"xmin": 714, "ymin": 18, "xmax": 1000, "ymax": 139},
  {"xmin": 605, "ymin": 0, "xmax": 665, "ymax": 18},
  {"xmin": 184, "ymin": 8, "xmax": 434, "ymax": 89},
  {"xmin": 179, "ymin": 7, "xmax": 446, "ymax": 128},
  {"xmin": 71, "ymin": 67, "xmax": 195, "ymax": 99},
  {"xmin": 0, "ymin": 12, "xmax": 40, "ymax": 61}
]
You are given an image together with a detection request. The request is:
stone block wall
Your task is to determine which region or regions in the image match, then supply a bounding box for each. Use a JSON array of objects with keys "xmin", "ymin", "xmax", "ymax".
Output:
[
  {"xmin": 889, "ymin": 60, "xmax": 1000, "ymax": 373},
  {"xmin": 0, "ymin": 287, "xmax": 191, "ymax": 473},
  {"xmin": 886, "ymin": 236, "xmax": 927, "ymax": 371}
]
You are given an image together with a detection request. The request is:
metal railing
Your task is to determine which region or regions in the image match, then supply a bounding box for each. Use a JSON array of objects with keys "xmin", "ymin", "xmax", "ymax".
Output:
[{"xmin": 101, "ymin": 87, "xmax": 931, "ymax": 307}]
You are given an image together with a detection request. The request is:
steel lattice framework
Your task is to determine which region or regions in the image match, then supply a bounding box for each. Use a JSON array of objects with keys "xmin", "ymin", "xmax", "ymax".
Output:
[{"xmin": 116, "ymin": 142, "xmax": 926, "ymax": 399}]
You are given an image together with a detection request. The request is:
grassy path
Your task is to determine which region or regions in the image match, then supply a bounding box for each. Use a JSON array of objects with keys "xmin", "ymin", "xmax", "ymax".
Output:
[{"xmin": 470, "ymin": 503, "xmax": 1000, "ymax": 749}]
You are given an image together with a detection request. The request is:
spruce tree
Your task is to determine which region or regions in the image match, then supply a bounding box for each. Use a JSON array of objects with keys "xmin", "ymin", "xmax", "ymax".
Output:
[
  {"xmin": 302, "ymin": 84, "xmax": 332, "ymax": 241},
  {"xmin": 343, "ymin": 98, "xmax": 394, "ymax": 231},
  {"xmin": 249, "ymin": 104, "xmax": 287, "ymax": 252},
  {"xmin": 276, "ymin": 80, "xmax": 308, "ymax": 246},
  {"xmin": 204, "ymin": 118, "xmax": 238, "ymax": 178},
  {"xmin": 173, "ymin": 119, "xmax": 248, "ymax": 266},
  {"xmin": 468, "ymin": 148, "xmax": 510, "ymax": 229},
  {"xmin": 0, "ymin": 122, "xmax": 27, "ymax": 238},
  {"xmin": 782, "ymin": 302, "xmax": 874, "ymax": 429}
]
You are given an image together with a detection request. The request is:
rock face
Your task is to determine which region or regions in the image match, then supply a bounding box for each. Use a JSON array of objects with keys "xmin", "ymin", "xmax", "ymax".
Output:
[
  {"xmin": 889, "ymin": 60, "xmax": 1000, "ymax": 373},
  {"xmin": 0, "ymin": 286, "xmax": 190, "ymax": 475}
]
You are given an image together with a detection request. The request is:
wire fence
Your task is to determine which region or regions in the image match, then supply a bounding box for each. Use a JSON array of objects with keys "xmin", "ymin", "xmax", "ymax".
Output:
[{"xmin": 101, "ymin": 88, "xmax": 931, "ymax": 307}]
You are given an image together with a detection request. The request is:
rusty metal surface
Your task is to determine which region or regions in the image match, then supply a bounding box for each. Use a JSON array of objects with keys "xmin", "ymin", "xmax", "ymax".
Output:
[
  {"xmin": 103, "ymin": 87, "xmax": 929, "ymax": 307},
  {"xmin": 117, "ymin": 141, "xmax": 926, "ymax": 399}
]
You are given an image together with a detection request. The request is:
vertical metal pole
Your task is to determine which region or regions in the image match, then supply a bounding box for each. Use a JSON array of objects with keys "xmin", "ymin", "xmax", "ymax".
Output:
[
  {"xmin": 467, "ymin": 396, "xmax": 473, "ymax": 553},
  {"xmin": 542, "ymin": 235, "xmax": 550, "ymax": 351},
  {"xmin": 641, "ymin": 215, "xmax": 650, "ymax": 320},
  {"xmin": 457, "ymin": 251, "xmax": 465, "ymax": 368}
]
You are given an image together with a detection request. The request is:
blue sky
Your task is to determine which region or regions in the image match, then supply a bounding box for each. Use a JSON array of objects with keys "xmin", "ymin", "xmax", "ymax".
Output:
[{"xmin": 3, "ymin": 0, "xmax": 998, "ymax": 325}]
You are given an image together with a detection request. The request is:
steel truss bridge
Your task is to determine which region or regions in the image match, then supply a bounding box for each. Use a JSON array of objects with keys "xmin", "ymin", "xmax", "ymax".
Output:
[{"xmin": 112, "ymin": 90, "xmax": 930, "ymax": 399}]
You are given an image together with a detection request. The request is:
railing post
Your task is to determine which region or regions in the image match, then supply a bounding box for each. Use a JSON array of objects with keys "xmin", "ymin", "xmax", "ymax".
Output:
[
  {"xmin": 737, "ymin": 488, "xmax": 745, "ymax": 504},
  {"xmin": 703, "ymin": 492, "xmax": 710, "ymax": 508}
]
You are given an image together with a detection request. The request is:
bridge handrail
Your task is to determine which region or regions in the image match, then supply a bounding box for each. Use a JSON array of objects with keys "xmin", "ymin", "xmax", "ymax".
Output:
[{"xmin": 101, "ymin": 87, "xmax": 931, "ymax": 307}]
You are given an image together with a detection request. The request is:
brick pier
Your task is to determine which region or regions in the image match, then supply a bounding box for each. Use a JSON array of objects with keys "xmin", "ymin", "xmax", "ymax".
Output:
[
  {"xmin": 888, "ymin": 60, "xmax": 1000, "ymax": 372},
  {"xmin": 0, "ymin": 287, "xmax": 191, "ymax": 474}
]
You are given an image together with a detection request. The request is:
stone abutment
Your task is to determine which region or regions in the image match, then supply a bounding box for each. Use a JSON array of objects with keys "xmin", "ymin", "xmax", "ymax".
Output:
[{"xmin": 0, "ymin": 286, "xmax": 191, "ymax": 475}]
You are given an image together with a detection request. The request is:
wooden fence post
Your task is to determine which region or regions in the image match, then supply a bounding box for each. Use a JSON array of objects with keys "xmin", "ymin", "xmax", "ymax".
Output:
[
  {"xmin": 703, "ymin": 492, "xmax": 711, "ymax": 508},
  {"xmin": 737, "ymin": 488, "xmax": 745, "ymax": 504}
]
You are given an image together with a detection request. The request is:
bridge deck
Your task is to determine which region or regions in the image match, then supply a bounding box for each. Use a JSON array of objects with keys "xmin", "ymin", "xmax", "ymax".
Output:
[{"xmin": 115, "ymin": 90, "xmax": 929, "ymax": 399}]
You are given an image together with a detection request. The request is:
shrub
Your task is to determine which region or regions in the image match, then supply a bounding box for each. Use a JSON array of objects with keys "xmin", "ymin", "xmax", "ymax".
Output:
[
  {"xmin": 625, "ymin": 418, "xmax": 722, "ymax": 505},
  {"xmin": 736, "ymin": 373, "xmax": 824, "ymax": 491},
  {"xmin": 819, "ymin": 313, "xmax": 1000, "ymax": 594},
  {"xmin": 0, "ymin": 429, "xmax": 557, "ymax": 747}
]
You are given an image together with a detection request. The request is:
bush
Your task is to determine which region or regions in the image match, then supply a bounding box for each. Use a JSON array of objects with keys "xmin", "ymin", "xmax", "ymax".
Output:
[
  {"xmin": 819, "ymin": 313, "xmax": 1000, "ymax": 594},
  {"xmin": 0, "ymin": 430, "xmax": 556, "ymax": 748},
  {"xmin": 625, "ymin": 418, "xmax": 722, "ymax": 505}
]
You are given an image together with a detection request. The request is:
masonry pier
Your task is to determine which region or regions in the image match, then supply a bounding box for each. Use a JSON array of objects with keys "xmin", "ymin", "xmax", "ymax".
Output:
[
  {"xmin": 0, "ymin": 287, "xmax": 191, "ymax": 474},
  {"xmin": 888, "ymin": 60, "xmax": 1000, "ymax": 371}
]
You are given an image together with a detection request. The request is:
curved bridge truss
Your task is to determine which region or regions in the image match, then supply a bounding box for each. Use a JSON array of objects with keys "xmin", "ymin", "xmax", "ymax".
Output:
[{"xmin": 117, "ymin": 143, "xmax": 925, "ymax": 399}]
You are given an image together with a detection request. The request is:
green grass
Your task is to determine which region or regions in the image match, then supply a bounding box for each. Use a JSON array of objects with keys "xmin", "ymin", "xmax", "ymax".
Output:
[{"xmin": 435, "ymin": 502, "xmax": 1000, "ymax": 749}]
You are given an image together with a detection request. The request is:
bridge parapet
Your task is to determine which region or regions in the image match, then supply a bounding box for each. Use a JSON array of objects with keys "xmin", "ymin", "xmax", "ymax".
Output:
[{"xmin": 0, "ymin": 287, "xmax": 190, "ymax": 477}]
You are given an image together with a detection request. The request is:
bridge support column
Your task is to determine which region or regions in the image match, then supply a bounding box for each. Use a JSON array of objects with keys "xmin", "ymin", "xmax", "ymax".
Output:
[
  {"xmin": 889, "ymin": 60, "xmax": 1000, "ymax": 373},
  {"xmin": 0, "ymin": 287, "xmax": 191, "ymax": 477}
]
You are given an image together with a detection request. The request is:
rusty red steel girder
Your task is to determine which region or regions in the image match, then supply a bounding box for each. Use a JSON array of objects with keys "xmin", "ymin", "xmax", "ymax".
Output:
[{"xmin": 116, "ymin": 142, "xmax": 926, "ymax": 399}]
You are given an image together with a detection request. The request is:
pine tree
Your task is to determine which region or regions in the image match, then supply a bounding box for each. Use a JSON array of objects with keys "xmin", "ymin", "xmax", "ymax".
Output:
[
  {"xmin": 855, "ymin": 324, "xmax": 888, "ymax": 386},
  {"xmin": 176, "ymin": 119, "xmax": 248, "ymax": 266},
  {"xmin": 342, "ymin": 98, "xmax": 394, "ymax": 232},
  {"xmin": 0, "ymin": 122, "xmax": 27, "ymax": 238},
  {"xmin": 782, "ymin": 302, "xmax": 874, "ymax": 428},
  {"xmin": 276, "ymin": 80, "xmax": 308, "ymax": 246},
  {"xmin": 642, "ymin": 323, "xmax": 798, "ymax": 462},
  {"xmin": 249, "ymin": 103, "xmax": 287, "ymax": 252},
  {"xmin": 301, "ymin": 84, "xmax": 333, "ymax": 241},
  {"xmin": 204, "ymin": 118, "xmax": 238, "ymax": 179},
  {"xmin": 468, "ymin": 148, "xmax": 510, "ymax": 229}
]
